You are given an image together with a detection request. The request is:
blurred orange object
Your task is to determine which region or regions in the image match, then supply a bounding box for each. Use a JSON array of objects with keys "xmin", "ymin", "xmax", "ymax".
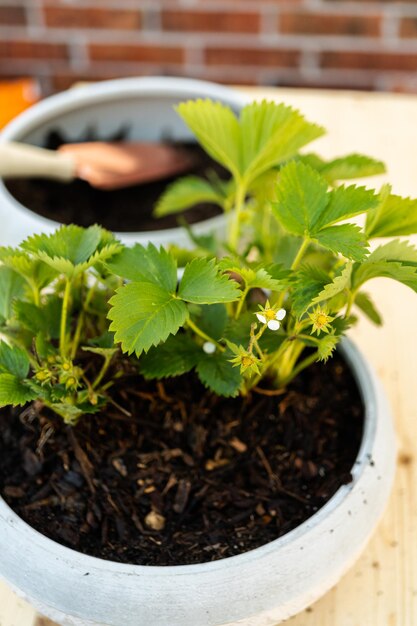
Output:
[{"xmin": 0, "ymin": 78, "xmax": 41, "ymax": 130}]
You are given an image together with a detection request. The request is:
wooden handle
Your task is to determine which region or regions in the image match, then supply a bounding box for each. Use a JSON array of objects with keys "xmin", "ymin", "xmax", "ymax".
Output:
[{"xmin": 0, "ymin": 142, "xmax": 76, "ymax": 182}]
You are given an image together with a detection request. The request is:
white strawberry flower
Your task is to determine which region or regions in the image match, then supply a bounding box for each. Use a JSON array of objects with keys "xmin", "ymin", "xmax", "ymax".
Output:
[{"xmin": 255, "ymin": 305, "xmax": 286, "ymax": 331}]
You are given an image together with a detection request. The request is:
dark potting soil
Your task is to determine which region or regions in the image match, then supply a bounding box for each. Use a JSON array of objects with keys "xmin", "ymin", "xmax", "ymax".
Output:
[
  {"xmin": 4, "ymin": 130, "xmax": 224, "ymax": 232},
  {"xmin": 0, "ymin": 355, "xmax": 364, "ymax": 566}
]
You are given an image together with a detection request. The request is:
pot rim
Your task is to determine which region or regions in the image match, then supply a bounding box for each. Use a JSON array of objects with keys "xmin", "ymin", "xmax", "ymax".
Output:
[
  {"xmin": 0, "ymin": 337, "xmax": 377, "ymax": 577},
  {"xmin": 0, "ymin": 76, "xmax": 246, "ymax": 240}
]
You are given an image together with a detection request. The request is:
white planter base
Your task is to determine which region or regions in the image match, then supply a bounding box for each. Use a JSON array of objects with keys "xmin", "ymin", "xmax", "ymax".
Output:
[{"xmin": 0, "ymin": 339, "xmax": 396, "ymax": 626}]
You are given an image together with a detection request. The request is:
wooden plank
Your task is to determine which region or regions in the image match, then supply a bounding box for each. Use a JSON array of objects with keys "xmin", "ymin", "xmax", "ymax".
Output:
[
  {"xmin": 0, "ymin": 580, "xmax": 37, "ymax": 626},
  {"xmin": 1, "ymin": 86, "xmax": 417, "ymax": 626}
]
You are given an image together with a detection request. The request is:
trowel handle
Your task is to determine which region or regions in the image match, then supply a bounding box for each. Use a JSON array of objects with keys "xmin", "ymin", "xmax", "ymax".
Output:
[{"xmin": 0, "ymin": 142, "xmax": 76, "ymax": 181}]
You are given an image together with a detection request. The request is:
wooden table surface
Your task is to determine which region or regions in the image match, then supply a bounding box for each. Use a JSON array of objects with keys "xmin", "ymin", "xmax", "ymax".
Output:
[{"xmin": 1, "ymin": 86, "xmax": 416, "ymax": 626}]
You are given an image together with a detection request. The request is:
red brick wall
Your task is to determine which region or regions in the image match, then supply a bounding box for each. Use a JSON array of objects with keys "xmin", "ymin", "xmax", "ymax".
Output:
[{"xmin": 1, "ymin": 0, "xmax": 417, "ymax": 94}]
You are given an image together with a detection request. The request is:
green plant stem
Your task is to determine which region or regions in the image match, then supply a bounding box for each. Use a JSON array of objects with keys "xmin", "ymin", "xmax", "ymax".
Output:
[
  {"xmin": 234, "ymin": 285, "xmax": 249, "ymax": 319},
  {"xmin": 30, "ymin": 282, "xmax": 40, "ymax": 306},
  {"xmin": 60, "ymin": 278, "xmax": 71, "ymax": 357},
  {"xmin": 70, "ymin": 280, "xmax": 97, "ymax": 360},
  {"xmin": 275, "ymin": 237, "xmax": 311, "ymax": 309},
  {"xmin": 294, "ymin": 333, "xmax": 321, "ymax": 345},
  {"xmin": 278, "ymin": 351, "xmax": 319, "ymax": 387},
  {"xmin": 291, "ymin": 237, "xmax": 310, "ymax": 271},
  {"xmin": 92, "ymin": 355, "xmax": 113, "ymax": 390},
  {"xmin": 186, "ymin": 318, "xmax": 224, "ymax": 351},
  {"xmin": 229, "ymin": 180, "xmax": 247, "ymax": 252},
  {"xmin": 345, "ymin": 290, "xmax": 356, "ymax": 318}
]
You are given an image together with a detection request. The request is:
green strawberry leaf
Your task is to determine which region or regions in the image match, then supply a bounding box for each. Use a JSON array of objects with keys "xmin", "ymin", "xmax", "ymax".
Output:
[
  {"xmin": 0, "ymin": 373, "xmax": 37, "ymax": 407},
  {"xmin": 176, "ymin": 99, "xmax": 241, "ymax": 180},
  {"xmin": 154, "ymin": 176, "xmax": 226, "ymax": 217},
  {"xmin": 14, "ymin": 296, "xmax": 62, "ymax": 339},
  {"xmin": 239, "ymin": 100, "xmax": 325, "ymax": 184},
  {"xmin": 196, "ymin": 304, "xmax": 228, "ymax": 340},
  {"xmin": 312, "ymin": 263, "xmax": 352, "ymax": 306},
  {"xmin": 177, "ymin": 99, "xmax": 324, "ymax": 186},
  {"xmin": 352, "ymin": 240, "xmax": 417, "ymax": 292},
  {"xmin": 108, "ymin": 282, "xmax": 188, "ymax": 355},
  {"xmin": 355, "ymin": 292, "xmax": 383, "ymax": 325},
  {"xmin": 196, "ymin": 350, "xmax": 242, "ymax": 397},
  {"xmin": 0, "ymin": 266, "xmax": 26, "ymax": 322},
  {"xmin": 315, "ymin": 184, "xmax": 378, "ymax": 230},
  {"xmin": 179, "ymin": 258, "xmax": 240, "ymax": 304},
  {"xmin": 273, "ymin": 161, "xmax": 329, "ymax": 237},
  {"xmin": 0, "ymin": 342, "xmax": 30, "ymax": 379},
  {"xmin": 106, "ymin": 243, "xmax": 178, "ymax": 291},
  {"xmin": 140, "ymin": 334, "xmax": 201, "ymax": 379},
  {"xmin": 22, "ymin": 225, "xmax": 121, "ymax": 278},
  {"xmin": 315, "ymin": 224, "xmax": 369, "ymax": 261},
  {"xmin": 305, "ymin": 153, "xmax": 386, "ymax": 182},
  {"xmin": 366, "ymin": 189, "xmax": 417, "ymax": 238},
  {"xmin": 317, "ymin": 334, "xmax": 339, "ymax": 362},
  {"xmin": 291, "ymin": 266, "xmax": 330, "ymax": 315}
]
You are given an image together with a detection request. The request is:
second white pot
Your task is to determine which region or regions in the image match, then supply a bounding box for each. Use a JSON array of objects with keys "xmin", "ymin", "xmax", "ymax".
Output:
[
  {"xmin": 0, "ymin": 339, "xmax": 396, "ymax": 626},
  {"xmin": 0, "ymin": 77, "xmax": 245, "ymax": 248}
]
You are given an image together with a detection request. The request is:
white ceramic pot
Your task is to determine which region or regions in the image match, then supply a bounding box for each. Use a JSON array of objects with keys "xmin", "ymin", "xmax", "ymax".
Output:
[
  {"xmin": 0, "ymin": 77, "xmax": 245, "ymax": 248},
  {"xmin": 0, "ymin": 339, "xmax": 396, "ymax": 626}
]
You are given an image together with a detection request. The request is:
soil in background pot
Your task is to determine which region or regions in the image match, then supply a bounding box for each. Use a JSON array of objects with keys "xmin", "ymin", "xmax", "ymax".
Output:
[
  {"xmin": 0, "ymin": 354, "xmax": 364, "ymax": 566},
  {"xmin": 4, "ymin": 129, "xmax": 225, "ymax": 232}
]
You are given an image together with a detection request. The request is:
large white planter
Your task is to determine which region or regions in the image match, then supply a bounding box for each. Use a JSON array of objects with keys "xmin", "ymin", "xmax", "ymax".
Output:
[
  {"xmin": 0, "ymin": 339, "xmax": 396, "ymax": 626},
  {"xmin": 0, "ymin": 77, "xmax": 245, "ymax": 248}
]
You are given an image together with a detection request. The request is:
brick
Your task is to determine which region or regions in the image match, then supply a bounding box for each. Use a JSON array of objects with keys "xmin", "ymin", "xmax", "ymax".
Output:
[
  {"xmin": 321, "ymin": 51, "xmax": 417, "ymax": 71},
  {"xmin": 89, "ymin": 44, "xmax": 184, "ymax": 64},
  {"xmin": 161, "ymin": 10, "xmax": 260, "ymax": 33},
  {"xmin": 400, "ymin": 17, "xmax": 417, "ymax": 38},
  {"xmin": 280, "ymin": 12, "xmax": 381, "ymax": 37},
  {"xmin": 0, "ymin": 40, "xmax": 68, "ymax": 60},
  {"xmin": 44, "ymin": 7, "xmax": 141, "ymax": 30},
  {"xmin": 205, "ymin": 47, "xmax": 300, "ymax": 68},
  {"xmin": 0, "ymin": 5, "xmax": 26, "ymax": 26}
]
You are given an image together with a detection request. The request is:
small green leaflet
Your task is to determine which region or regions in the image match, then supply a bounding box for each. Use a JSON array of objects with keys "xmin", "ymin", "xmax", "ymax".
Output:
[
  {"xmin": 178, "ymin": 258, "xmax": 240, "ymax": 304},
  {"xmin": 196, "ymin": 351, "xmax": 242, "ymax": 397},
  {"xmin": 365, "ymin": 239, "xmax": 417, "ymax": 265},
  {"xmin": 140, "ymin": 334, "xmax": 202, "ymax": 379},
  {"xmin": 0, "ymin": 266, "xmax": 25, "ymax": 322},
  {"xmin": 176, "ymin": 99, "xmax": 324, "ymax": 186},
  {"xmin": 0, "ymin": 373, "xmax": 37, "ymax": 407},
  {"xmin": 272, "ymin": 162, "xmax": 375, "ymax": 261},
  {"xmin": 317, "ymin": 184, "xmax": 378, "ymax": 229},
  {"xmin": 355, "ymin": 292, "xmax": 383, "ymax": 326},
  {"xmin": 108, "ymin": 282, "xmax": 188, "ymax": 355},
  {"xmin": 291, "ymin": 266, "xmax": 330, "ymax": 315},
  {"xmin": 238, "ymin": 100, "xmax": 325, "ymax": 184},
  {"xmin": 312, "ymin": 263, "xmax": 352, "ymax": 306},
  {"xmin": 14, "ymin": 297, "xmax": 62, "ymax": 339},
  {"xmin": 301, "ymin": 153, "xmax": 386, "ymax": 183},
  {"xmin": 106, "ymin": 244, "xmax": 177, "ymax": 291},
  {"xmin": 224, "ymin": 312, "xmax": 253, "ymax": 346},
  {"xmin": 218, "ymin": 258, "xmax": 285, "ymax": 291},
  {"xmin": 196, "ymin": 304, "xmax": 228, "ymax": 340},
  {"xmin": 176, "ymin": 100, "xmax": 241, "ymax": 180},
  {"xmin": 22, "ymin": 225, "xmax": 121, "ymax": 278},
  {"xmin": 22, "ymin": 224, "xmax": 102, "ymax": 265},
  {"xmin": 352, "ymin": 239, "xmax": 417, "ymax": 292},
  {"xmin": 0, "ymin": 249, "xmax": 57, "ymax": 290},
  {"xmin": 366, "ymin": 189, "xmax": 417, "ymax": 238},
  {"xmin": 315, "ymin": 224, "xmax": 369, "ymax": 262},
  {"xmin": 273, "ymin": 160, "xmax": 329, "ymax": 235},
  {"xmin": 317, "ymin": 334, "xmax": 339, "ymax": 362},
  {"xmin": 154, "ymin": 176, "xmax": 226, "ymax": 217},
  {"xmin": 0, "ymin": 342, "xmax": 30, "ymax": 379}
]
